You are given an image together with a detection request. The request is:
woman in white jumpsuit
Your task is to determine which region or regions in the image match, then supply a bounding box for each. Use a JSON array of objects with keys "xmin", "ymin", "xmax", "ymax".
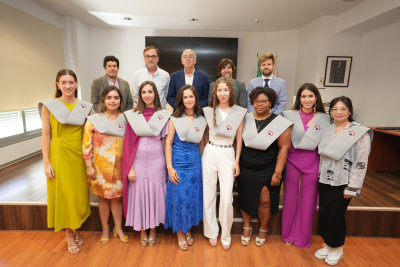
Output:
[{"xmin": 202, "ymin": 77, "xmax": 247, "ymax": 250}]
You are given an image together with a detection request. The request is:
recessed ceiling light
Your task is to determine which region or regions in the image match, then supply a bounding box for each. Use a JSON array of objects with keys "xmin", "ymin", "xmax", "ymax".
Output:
[
  {"xmin": 123, "ymin": 17, "xmax": 132, "ymax": 20},
  {"xmin": 189, "ymin": 18, "xmax": 199, "ymax": 22},
  {"xmin": 341, "ymin": 0, "xmax": 357, "ymax": 2}
]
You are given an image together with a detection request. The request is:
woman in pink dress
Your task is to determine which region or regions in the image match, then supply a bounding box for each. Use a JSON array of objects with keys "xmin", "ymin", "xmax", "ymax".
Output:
[{"xmin": 122, "ymin": 81, "xmax": 170, "ymax": 247}]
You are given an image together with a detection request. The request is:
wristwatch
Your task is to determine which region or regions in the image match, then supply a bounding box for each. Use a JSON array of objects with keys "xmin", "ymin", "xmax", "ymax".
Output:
[{"xmin": 273, "ymin": 173, "xmax": 282, "ymax": 179}]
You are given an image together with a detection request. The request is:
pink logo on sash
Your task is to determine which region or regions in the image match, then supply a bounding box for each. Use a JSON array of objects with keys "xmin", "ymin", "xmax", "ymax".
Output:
[
  {"xmin": 80, "ymin": 104, "xmax": 86, "ymax": 109},
  {"xmin": 314, "ymin": 125, "xmax": 321, "ymax": 132},
  {"xmin": 226, "ymin": 125, "xmax": 232, "ymax": 132},
  {"xmin": 195, "ymin": 127, "xmax": 200, "ymax": 133},
  {"xmin": 267, "ymin": 130, "xmax": 273, "ymax": 137},
  {"xmin": 118, "ymin": 124, "xmax": 124, "ymax": 129},
  {"xmin": 157, "ymin": 115, "xmax": 163, "ymax": 121},
  {"xmin": 347, "ymin": 131, "xmax": 356, "ymax": 137}
]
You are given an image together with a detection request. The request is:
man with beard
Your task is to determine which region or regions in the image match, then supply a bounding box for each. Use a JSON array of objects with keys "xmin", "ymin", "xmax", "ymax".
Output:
[
  {"xmin": 208, "ymin": 58, "xmax": 247, "ymax": 108},
  {"xmin": 247, "ymin": 53, "xmax": 287, "ymax": 114},
  {"xmin": 91, "ymin": 55, "xmax": 133, "ymax": 112}
]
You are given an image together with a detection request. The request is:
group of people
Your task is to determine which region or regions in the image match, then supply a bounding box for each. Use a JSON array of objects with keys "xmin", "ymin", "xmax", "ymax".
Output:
[{"xmin": 40, "ymin": 47, "xmax": 372, "ymax": 266}]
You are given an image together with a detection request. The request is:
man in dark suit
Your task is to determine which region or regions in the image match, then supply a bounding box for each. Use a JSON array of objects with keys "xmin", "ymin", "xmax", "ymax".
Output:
[
  {"xmin": 167, "ymin": 49, "xmax": 209, "ymax": 110},
  {"xmin": 91, "ymin": 55, "xmax": 133, "ymax": 112},
  {"xmin": 333, "ymin": 61, "xmax": 345, "ymax": 83},
  {"xmin": 209, "ymin": 58, "xmax": 247, "ymax": 108}
]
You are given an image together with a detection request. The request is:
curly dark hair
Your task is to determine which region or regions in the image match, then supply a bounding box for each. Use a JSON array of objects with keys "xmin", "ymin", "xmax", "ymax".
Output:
[
  {"xmin": 249, "ymin": 87, "xmax": 277, "ymax": 109},
  {"xmin": 172, "ymin": 85, "xmax": 202, "ymax": 118},
  {"xmin": 103, "ymin": 55, "xmax": 119, "ymax": 68},
  {"xmin": 328, "ymin": 96, "xmax": 354, "ymax": 123}
]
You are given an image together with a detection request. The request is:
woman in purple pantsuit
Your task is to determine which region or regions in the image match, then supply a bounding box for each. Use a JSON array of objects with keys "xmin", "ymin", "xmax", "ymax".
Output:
[
  {"xmin": 282, "ymin": 83, "xmax": 328, "ymax": 248},
  {"xmin": 123, "ymin": 81, "xmax": 169, "ymax": 247}
]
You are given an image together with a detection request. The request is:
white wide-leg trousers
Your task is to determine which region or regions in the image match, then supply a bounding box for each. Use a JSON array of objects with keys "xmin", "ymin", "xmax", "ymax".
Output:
[{"xmin": 202, "ymin": 144, "xmax": 235, "ymax": 246}]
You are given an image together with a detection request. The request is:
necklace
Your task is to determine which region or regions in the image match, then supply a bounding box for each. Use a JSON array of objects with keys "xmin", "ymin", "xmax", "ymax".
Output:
[
  {"xmin": 185, "ymin": 112, "xmax": 194, "ymax": 116},
  {"xmin": 255, "ymin": 112, "xmax": 272, "ymax": 131},
  {"xmin": 60, "ymin": 97, "xmax": 76, "ymax": 103}
]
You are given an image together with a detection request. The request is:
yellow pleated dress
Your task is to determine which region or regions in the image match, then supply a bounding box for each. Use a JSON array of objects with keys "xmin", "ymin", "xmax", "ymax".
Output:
[{"xmin": 47, "ymin": 100, "xmax": 91, "ymax": 232}]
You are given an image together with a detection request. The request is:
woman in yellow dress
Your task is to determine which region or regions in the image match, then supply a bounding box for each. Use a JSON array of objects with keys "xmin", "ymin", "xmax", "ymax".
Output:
[
  {"xmin": 83, "ymin": 86, "xmax": 129, "ymax": 245},
  {"xmin": 40, "ymin": 69, "xmax": 91, "ymax": 255}
]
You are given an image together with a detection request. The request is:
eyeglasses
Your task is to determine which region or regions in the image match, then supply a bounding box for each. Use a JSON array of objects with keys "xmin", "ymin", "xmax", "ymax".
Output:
[
  {"xmin": 182, "ymin": 55, "xmax": 196, "ymax": 59},
  {"xmin": 330, "ymin": 107, "xmax": 349, "ymax": 113},
  {"xmin": 144, "ymin": 55, "xmax": 158, "ymax": 59},
  {"xmin": 253, "ymin": 100, "xmax": 269, "ymax": 105}
]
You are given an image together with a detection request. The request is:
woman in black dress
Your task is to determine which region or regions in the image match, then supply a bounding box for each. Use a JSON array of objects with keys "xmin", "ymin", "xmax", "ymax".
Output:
[{"xmin": 237, "ymin": 87, "xmax": 291, "ymax": 247}]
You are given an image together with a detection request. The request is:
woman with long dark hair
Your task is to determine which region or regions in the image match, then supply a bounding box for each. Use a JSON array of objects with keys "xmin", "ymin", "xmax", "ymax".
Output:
[
  {"xmin": 282, "ymin": 83, "xmax": 330, "ymax": 248},
  {"xmin": 164, "ymin": 85, "xmax": 206, "ymax": 251},
  {"xmin": 315, "ymin": 96, "xmax": 372, "ymax": 265},
  {"xmin": 123, "ymin": 81, "xmax": 171, "ymax": 247},
  {"xmin": 83, "ymin": 86, "xmax": 129, "ymax": 245},
  {"xmin": 40, "ymin": 69, "xmax": 92, "ymax": 255}
]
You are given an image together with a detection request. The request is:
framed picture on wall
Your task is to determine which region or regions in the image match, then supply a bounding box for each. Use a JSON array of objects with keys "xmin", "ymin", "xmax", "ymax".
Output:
[{"xmin": 324, "ymin": 56, "xmax": 352, "ymax": 87}]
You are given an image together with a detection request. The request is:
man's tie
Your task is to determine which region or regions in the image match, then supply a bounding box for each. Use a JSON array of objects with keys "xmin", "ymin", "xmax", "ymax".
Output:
[{"xmin": 264, "ymin": 79, "xmax": 270, "ymax": 88}]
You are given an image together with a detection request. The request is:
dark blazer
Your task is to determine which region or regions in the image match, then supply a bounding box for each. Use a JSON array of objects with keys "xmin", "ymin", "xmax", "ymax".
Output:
[
  {"xmin": 167, "ymin": 69, "xmax": 209, "ymax": 110},
  {"xmin": 209, "ymin": 79, "xmax": 247, "ymax": 108},
  {"xmin": 91, "ymin": 75, "xmax": 133, "ymax": 113}
]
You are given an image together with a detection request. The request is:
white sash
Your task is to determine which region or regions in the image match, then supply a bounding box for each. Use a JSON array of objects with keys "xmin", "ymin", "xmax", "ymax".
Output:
[
  {"xmin": 86, "ymin": 113, "xmax": 126, "ymax": 137},
  {"xmin": 283, "ymin": 110, "xmax": 330, "ymax": 150},
  {"xmin": 318, "ymin": 123, "xmax": 374, "ymax": 160},
  {"xmin": 124, "ymin": 109, "xmax": 171, "ymax": 136},
  {"xmin": 243, "ymin": 113, "xmax": 293, "ymax": 150},
  {"xmin": 170, "ymin": 115, "xmax": 207, "ymax": 143},
  {"xmin": 203, "ymin": 105, "xmax": 247, "ymax": 138},
  {"xmin": 38, "ymin": 98, "xmax": 92, "ymax": 126}
]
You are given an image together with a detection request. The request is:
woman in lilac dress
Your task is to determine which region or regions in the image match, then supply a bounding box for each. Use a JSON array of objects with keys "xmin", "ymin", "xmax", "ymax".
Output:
[
  {"xmin": 282, "ymin": 83, "xmax": 329, "ymax": 248},
  {"xmin": 122, "ymin": 81, "xmax": 169, "ymax": 247}
]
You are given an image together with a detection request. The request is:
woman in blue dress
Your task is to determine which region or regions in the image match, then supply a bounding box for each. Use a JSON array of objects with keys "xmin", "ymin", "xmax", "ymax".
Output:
[{"xmin": 164, "ymin": 85, "xmax": 206, "ymax": 251}]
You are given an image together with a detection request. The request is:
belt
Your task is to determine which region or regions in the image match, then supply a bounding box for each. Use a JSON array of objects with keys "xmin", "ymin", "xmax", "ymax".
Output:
[{"xmin": 208, "ymin": 141, "xmax": 233, "ymax": 148}]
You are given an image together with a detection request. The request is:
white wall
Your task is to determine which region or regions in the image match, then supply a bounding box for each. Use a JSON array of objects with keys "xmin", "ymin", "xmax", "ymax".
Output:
[
  {"xmin": 0, "ymin": 0, "xmax": 70, "ymax": 166},
  {"xmin": 354, "ymin": 21, "xmax": 400, "ymax": 126}
]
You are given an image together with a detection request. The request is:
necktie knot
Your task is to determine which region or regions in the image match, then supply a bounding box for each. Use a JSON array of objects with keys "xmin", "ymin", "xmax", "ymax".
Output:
[{"xmin": 264, "ymin": 79, "xmax": 270, "ymax": 88}]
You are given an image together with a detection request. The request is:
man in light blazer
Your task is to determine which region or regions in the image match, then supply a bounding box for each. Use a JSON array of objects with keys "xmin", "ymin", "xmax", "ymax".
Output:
[
  {"xmin": 91, "ymin": 55, "xmax": 133, "ymax": 113},
  {"xmin": 209, "ymin": 58, "xmax": 247, "ymax": 108},
  {"xmin": 247, "ymin": 53, "xmax": 287, "ymax": 115},
  {"xmin": 167, "ymin": 49, "xmax": 209, "ymax": 110}
]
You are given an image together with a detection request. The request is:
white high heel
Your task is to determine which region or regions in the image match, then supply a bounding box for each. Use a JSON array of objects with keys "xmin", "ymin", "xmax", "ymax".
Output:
[
  {"xmin": 241, "ymin": 226, "xmax": 252, "ymax": 246},
  {"xmin": 255, "ymin": 228, "xmax": 268, "ymax": 247}
]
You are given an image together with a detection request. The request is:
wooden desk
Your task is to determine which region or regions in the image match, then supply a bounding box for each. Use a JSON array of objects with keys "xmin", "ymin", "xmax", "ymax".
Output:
[{"xmin": 367, "ymin": 127, "xmax": 400, "ymax": 172}]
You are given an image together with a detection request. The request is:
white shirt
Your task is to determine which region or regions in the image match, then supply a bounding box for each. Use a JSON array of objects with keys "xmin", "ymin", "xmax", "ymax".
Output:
[
  {"xmin": 262, "ymin": 74, "xmax": 273, "ymax": 87},
  {"xmin": 208, "ymin": 109, "xmax": 235, "ymax": 146},
  {"xmin": 184, "ymin": 68, "xmax": 195, "ymax": 86},
  {"xmin": 133, "ymin": 66, "xmax": 170, "ymax": 108}
]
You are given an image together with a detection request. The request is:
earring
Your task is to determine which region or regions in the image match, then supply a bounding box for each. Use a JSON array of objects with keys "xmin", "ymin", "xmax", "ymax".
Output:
[
  {"xmin": 269, "ymin": 108, "xmax": 272, "ymax": 113},
  {"xmin": 313, "ymin": 103, "xmax": 317, "ymax": 113},
  {"xmin": 300, "ymin": 103, "xmax": 303, "ymax": 110}
]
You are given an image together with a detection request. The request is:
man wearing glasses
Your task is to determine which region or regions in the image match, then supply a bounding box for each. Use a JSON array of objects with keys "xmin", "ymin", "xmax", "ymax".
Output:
[
  {"xmin": 167, "ymin": 49, "xmax": 209, "ymax": 110},
  {"xmin": 133, "ymin": 46, "xmax": 170, "ymax": 108}
]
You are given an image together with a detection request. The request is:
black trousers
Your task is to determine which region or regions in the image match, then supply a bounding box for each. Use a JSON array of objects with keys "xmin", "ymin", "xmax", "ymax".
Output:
[{"xmin": 318, "ymin": 183, "xmax": 351, "ymax": 248}]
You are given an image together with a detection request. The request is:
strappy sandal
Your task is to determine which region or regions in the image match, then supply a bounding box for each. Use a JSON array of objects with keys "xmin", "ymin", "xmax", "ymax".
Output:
[
  {"xmin": 75, "ymin": 235, "xmax": 83, "ymax": 247},
  {"xmin": 101, "ymin": 224, "xmax": 110, "ymax": 245},
  {"xmin": 209, "ymin": 238, "xmax": 217, "ymax": 247},
  {"xmin": 284, "ymin": 241, "xmax": 293, "ymax": 246},
  {"xmin": 65, "ymin": 234, "xmax": 80, "ymax": 255},
  {"xmin": 113, "ymin": 225, "xmax": 129, "ymax": 243},
  {"xmin": 255, "ymin": 228, "xmax": 268, "ymax": 247},
  {"xmin": 177, "ymin": 235, "xmax": 188, "ymax": 251},
  {"xmin": 148, "ymin": 236, "xmax": 157, "ymax": 247},
  {"xmin": 241, "ymin": 226, "xmax": 252, "ymax": 246},
  {"xmin": 223, "ymin": 244, "xmax": 231, "ymax": 251},
  {"xmin": 185, "ymin": 232, "xmax": 194, "ymax": 246}
]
